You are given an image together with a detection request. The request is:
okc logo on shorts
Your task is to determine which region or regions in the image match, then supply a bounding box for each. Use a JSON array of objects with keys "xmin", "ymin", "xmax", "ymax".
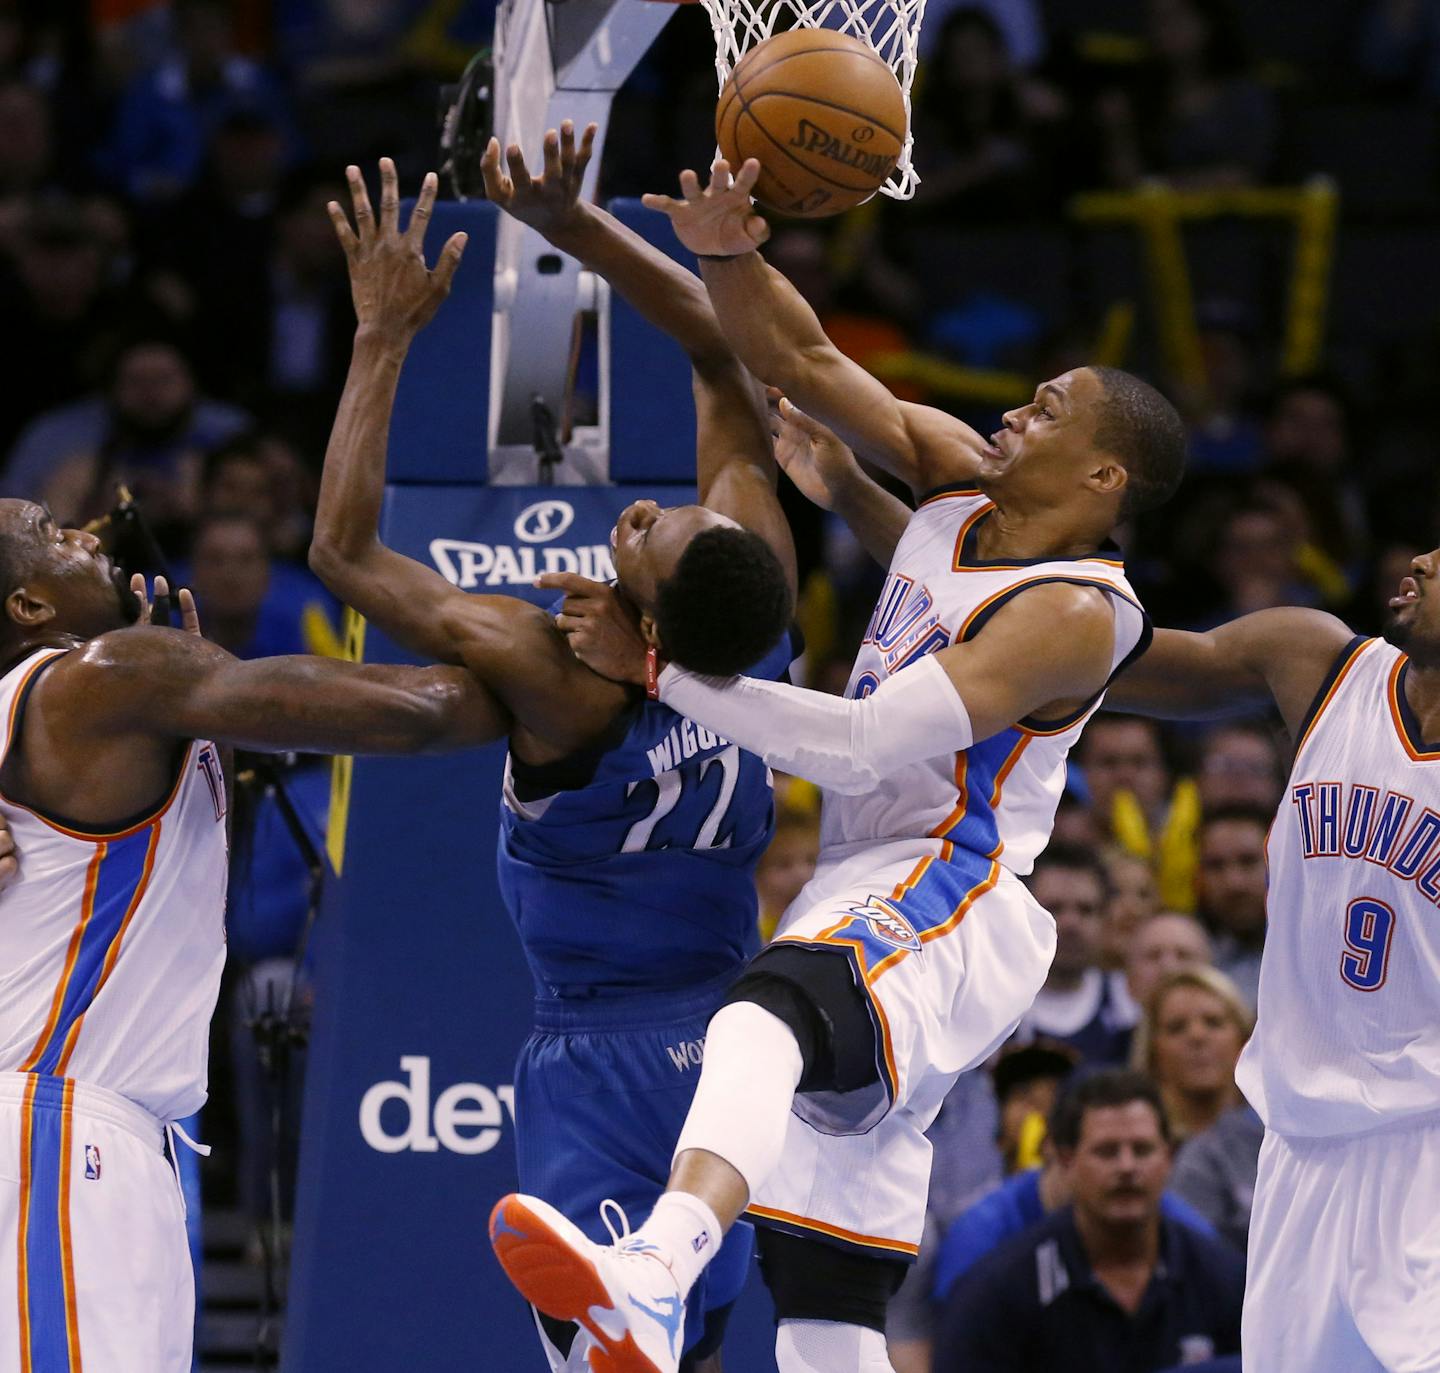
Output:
[
  {"xmin": 851, "ymin": 898, "xmax": 921, "ymax": 951},
  {"xmin": 83, "ymin": 1144, "xmax": 101, "ymax": 1180}
]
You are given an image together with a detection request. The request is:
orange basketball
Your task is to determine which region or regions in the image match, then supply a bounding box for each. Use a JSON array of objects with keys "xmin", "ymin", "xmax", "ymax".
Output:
[{"xmin": 715, "ymin": 29, "xmax": 906, "ymax": 219}]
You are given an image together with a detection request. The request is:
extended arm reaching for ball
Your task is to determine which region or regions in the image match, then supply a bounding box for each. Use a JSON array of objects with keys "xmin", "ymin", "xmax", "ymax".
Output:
[{"xmin": 642, "ymin": 158, "xmax": 997, "ymax": 497}]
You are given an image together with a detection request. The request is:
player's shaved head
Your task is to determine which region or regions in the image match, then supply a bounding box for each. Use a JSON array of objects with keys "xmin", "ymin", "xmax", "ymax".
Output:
[{"xmin": 1087, "ymin": 367, "xmax": 1187, "ymax": 519}]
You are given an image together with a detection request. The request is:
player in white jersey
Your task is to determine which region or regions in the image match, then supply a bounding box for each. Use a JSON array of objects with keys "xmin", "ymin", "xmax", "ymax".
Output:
[
  {"xmin": 0, "ymin": 491, "xmax": 506, "ymax": 1373},
  {"xmin": 1094, "ymin": 567, "xmax": 1440, "ymax": 1373},
  {"xmin": 488, "ymin": 156, "xmax": 1188, "ymax": 1373}
]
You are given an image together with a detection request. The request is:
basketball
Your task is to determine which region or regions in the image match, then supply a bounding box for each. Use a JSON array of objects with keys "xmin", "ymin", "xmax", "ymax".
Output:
[{"xmin": 715, "ymin": 29, "xmax": 906, "ymax": 219}]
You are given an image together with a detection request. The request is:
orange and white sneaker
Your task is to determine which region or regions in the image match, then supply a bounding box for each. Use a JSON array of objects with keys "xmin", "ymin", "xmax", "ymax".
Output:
[{"xmin": 490, "ymin": 1194, "xmax": 685, "ymax": 1373}]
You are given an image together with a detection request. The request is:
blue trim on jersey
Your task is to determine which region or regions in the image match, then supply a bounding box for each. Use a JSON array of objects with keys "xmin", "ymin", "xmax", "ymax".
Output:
[
  {"xmin": 23, "ymin": 1074, "xmax": 71, "ymax": 1371},
  {"xmin": 936, "ymin": 727, "xmax": 1022, "ymax": 853},
  {"xmin": 32, "ymin": 827, "xmax": 153, "ymax": 1076}
]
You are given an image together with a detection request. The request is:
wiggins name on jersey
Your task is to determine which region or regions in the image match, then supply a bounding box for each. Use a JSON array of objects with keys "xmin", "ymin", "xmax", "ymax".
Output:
[{"xmin": 497, "ymin": 626, "xmax": 799, "ymax": 1001}]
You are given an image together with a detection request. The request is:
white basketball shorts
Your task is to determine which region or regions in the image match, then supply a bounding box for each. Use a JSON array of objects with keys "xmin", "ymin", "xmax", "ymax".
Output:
[
  {"xmin": 748, "ymin": 839, "xmax": 1055, "ymax": 1258},
  {"xmin": 0, "ymin": 1072, "xmax": 193, "ymax": 1373},
  {"xmin": 1244, "ymin": 1112, "xmax": 1440, "ymax": 1373}
]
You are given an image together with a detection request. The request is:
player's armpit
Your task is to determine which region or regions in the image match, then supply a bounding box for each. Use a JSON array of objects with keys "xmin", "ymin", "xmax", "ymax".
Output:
[
  {"xmin": 932, "ymin": 583, "xmax": 1118, "ymax": 742},
  {"xmin": 51, "ymin": 627, "xmax": 511, "ymax": 755},
  {"xmin": 1108, "ymin": 609, "xmax": 1354, "ymax": 735}
]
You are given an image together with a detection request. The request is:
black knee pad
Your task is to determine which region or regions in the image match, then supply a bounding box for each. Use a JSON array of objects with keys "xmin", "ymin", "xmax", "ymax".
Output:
[
  {"xmin": 681, "ymin": 1299, "xmax": 736, "ymax": 1367},
  {"xmin": 722, "ymin": 945, "xmax": 879, "ymax": 1096},
  {"xmin": 756, "ymin": 1228, "xmax": 908, "ymax": 1333}
]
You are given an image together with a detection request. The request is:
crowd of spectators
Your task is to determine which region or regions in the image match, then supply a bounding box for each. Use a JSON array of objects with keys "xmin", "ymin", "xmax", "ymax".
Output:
[{"xmin": 4, "ymin": 2, "xmax": 1437, "ymax": 1363}]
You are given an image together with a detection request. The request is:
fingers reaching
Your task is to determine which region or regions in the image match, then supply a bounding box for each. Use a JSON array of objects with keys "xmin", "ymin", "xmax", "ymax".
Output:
[
  {"xmin": 177, "ymin": 588, "xmax": 201, "ymax": 636},
  {"xmin": 408, "ymin": 170, "xmax": 439, "ymax": 245},
  {"xmin": 506, "ymin": 143, "xmax": 533, "ymax": 195},
  {"xmin": 480, "ymin": 136, "xmax": 509, "ymax": 201},
  {"xmin": 379, "ymin": 156, "xmax": 400, "ymax": 236},
  {"xmin": 130, "ymin": 572, "xmax": 149, "ymax": 623},
  {"xmin": 432, "ymin": 231, "xmax": 468, "ymax": 293},
  {"xmin": 328, "ymin": 198, "xmax": 358, "ymax": 256},
  {"xmin": 535, "ymin": 572, "xmax": 608, "ymax": 597},
  {"xmin": 346, "ymin": 164, "xmax": 374, "ymax": 237}
]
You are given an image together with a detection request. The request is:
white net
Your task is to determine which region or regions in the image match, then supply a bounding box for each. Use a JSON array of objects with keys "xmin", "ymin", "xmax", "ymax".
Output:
[{"xmin": 693, "ymin": 0, "xmax": 929, "ymax": 199}]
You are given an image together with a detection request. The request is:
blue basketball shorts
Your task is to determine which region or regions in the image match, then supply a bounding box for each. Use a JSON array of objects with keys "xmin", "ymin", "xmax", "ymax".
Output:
[{"xmin": 512, "ymin": 976, "xmax": 753, "ymax": 1355}]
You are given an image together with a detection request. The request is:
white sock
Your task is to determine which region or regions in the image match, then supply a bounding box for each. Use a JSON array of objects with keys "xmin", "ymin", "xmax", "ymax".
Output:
[
  {"xmin": 629, "ymin": 1191, "xmax": 723, "ymax": 1298},
  {"xmin": 672, "ymin": 1000, "xmax": 804, "ymax": 1198},
  {"xmin": 776, "ymin": 1320, "xmax": 895, "ymax": 1372}
]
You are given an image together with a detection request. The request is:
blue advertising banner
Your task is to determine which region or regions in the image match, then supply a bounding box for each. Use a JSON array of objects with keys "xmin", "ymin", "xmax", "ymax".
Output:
[{"xmin": 286, "ymin": 484, "xmax": 779, "ymax": 1371}]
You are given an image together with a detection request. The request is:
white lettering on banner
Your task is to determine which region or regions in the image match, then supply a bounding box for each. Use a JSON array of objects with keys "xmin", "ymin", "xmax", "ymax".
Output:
[
  {"xmin": 358, "ymin": 1056, "xmax": 517, "ymax": 1155},
  {"xmin": 430, "ymin": 539, "xmax": 615, "ymax": 590},
  {"xmin": 514, "ymin": 500, "xmax": 576, "ymax": 543}
]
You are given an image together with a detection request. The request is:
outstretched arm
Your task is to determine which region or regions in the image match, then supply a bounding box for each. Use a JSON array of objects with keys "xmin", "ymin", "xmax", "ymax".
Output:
[
  {"xmin": 1106, "ymin": 608, "xmax": 1356, "ymax": 737},
  {"xmin": 47, "ymin": 627, "xmax": 510, "ymax": 756},
  {"xmin": 310, "ymin": 158, "xmax": 628, "ymax": 751},
  {"xmin": 642, "ymin": 158, "xmax": 992, "ymax": 495},
  {"xmin": 544, "ymin": 580, "xmax": 1116, "ymax": 791},
  {"xmin": 770, "ymin": 392, "xmax": 911, "ymax": 567},
  {"xmin": 482, "ymin": 124, "xmax": 796, "ymax": 598}
]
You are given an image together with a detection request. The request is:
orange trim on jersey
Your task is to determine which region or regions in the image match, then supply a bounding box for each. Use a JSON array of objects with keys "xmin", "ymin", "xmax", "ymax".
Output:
[
  {"xmin": 930, "ymin": 751, "xmax": 970, "ymax": 840},
  {"xmin": 54, "ymin": 823, "xmax": 162, "ymax": 1076},
  {"xmin": 918, "ymin": 486, "xmax": 983, "ymax": 509},
  {"xmin": 745, "ymin": 1204, "xmax": 921, "ymax": 1257},
  {"xmin": 20, "ymin": 848, "xmax": 105, "ymax": 1073},
  {"xmin": 16, "ymin": 1073, "xmax": 37, "ymax": 1373},
  {"xmin": 1387, "ymin": 655, "xmax": 1440, "ymax": 762},
  {"xmin": 0, "ymin": 742, "xmax": 192, "ymax": 844},
  {"xmin": 1295, "ymin": 638, "xmax": 1372, "ymax": 759},
  {"xmin": 957, "ymin": 574, "xmax": 1144, "ymax": 640},
  {"xmin": 952, "ymin": 502, "xmax": 1126, "ymax": 572},
  {"xmin": 58, "ymin": 1080, "xmax": 82, "ymax": 1372}
]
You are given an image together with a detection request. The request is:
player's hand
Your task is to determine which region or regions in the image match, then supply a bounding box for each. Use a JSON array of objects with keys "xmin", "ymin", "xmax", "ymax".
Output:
[
  {"xmin": 0, "ymin": 809, "xmax": 16, "ymax": 890},
  {"xmin": 132, "ymin": 574, "xmax": 203, "ymax": 635},
  {"xmin": 535, "ymin": 573, "xmax": 650, "ymax": 686},
  {"xmin": 329, "ymin": 158, "xmax": 467, "ymax": 345},
  {"xmin": 642, "ymin": 157, "xmax": 770, "ymax": 258},
  {"xmin": 768, "ymin": 388, "xmax": 863, "ymax": 512},
  {"xmin": 480, "ymin": 120, "xmax": 595, "ymax": 237}
]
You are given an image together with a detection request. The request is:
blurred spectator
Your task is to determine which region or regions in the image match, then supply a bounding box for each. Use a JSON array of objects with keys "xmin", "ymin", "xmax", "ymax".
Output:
[
  {"xmin": 182, "ymin": 510, "xmax": 337, "ymax": 659},
  {"xmin": 1078, "ymin": 715, "xmax": 1198, "ymax": 912},
  {"xmin": 1355, "ymin": 0, "xmax": 1440, "ymax": 98},
  {"xmin": 932, "ymin": 1061, "xmax": 1221, "ymax": 1304},
  {"xmin": 934, "ymin": 1070, "xmax": 1244, "ymax": 1371},
  {"xmin": 910, "ymin": 8, "xmax": 1063, "ymax": 223},
  {"xmin": 1203, "ymin": 499, "xmax": 1317, "ymax": 623},
  {"xmin": 754, "ymin": 804, "xmax": 819, "ymax": 942},
  {"xmin": 1052, "ymin": 791, "xmax": 1104, "ymax": 849},
  {"xmin": 1196, "ymin": 721, "xmax": 1284, "ymax": 814},
  {"xmin": 1169, "ymin": 1099, "xmax": 1262, "ymax": 1257},
  {"xmin": 1099, "ymin": 849, "xmax": 1160, "ymax": 978},
  {"xmin": 102, "ymin": 0, "xmax": 298, "ymax": 203},
  {"xmin": 0, "ymin": 79, "xmax": 53, "ymax": 212},
  {"xmin": 1017, "ymin": 844, "xmax": 1131, "ymax": 1066},
  {"xmin": 203, "ymin": 431, "xmax": 318, "ymax": 563},
  {"xmin": 1124, "ymin": 912, "xmax": 1213, "ymax": 1026},
  {"xmin": 1136, "ymin": 967, "xmax": 1251, "ymax": 1144},
  {"xmin": 993, "ymin": 1040, "xmax": 1080, "ymax": 1174},
  {"xmin": 1182, "ymin": 302, "xmax": 1266, "ymax": 476},
  {"xmin": 1096, "ymin": 0, "xmax": 1276, "ymax": 190},
  {"xmin": 4, "ymin": 336, "xmax": 249, "ymax": 547},
  {"xmin": 1262, "ymin": 375, "xmax": 1367, "ymax": 576},
  {"xmin": 0, "ymin": 195, "xmax": 139, "ymax": 454},
  {"xmin": 1195, "ymin": 805, "xmax": 1270, "ymax": 1008},
  {"xmin": 919, "ymin": 0, "xmax": 1046, "ymax": 69}
]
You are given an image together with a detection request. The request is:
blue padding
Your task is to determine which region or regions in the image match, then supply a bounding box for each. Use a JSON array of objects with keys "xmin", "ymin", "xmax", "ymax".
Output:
[
  {"xmin": 388, "ymin": 199, "xmax": 498, "ymax": 483},
  {"xmin": 606, "ymin": 198, "xmax": 701, "ymax": 484}
]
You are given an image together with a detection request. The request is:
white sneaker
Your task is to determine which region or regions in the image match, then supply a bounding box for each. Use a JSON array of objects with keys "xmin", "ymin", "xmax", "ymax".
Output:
[{"xmin": 490, "ymin": 1194, "xmax": 685, "ymax": 1373}]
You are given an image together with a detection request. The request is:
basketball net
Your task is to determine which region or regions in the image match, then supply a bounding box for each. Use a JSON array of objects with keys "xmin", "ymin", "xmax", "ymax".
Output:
[{"xmin": 695, "ymin": 0, "xmax": 927, "ymax": 198}]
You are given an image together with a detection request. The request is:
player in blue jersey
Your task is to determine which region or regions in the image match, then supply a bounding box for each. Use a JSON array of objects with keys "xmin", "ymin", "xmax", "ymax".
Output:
[{"xmin": 312, "ymin": 134, "xmax": 799, "ymax": 1371}]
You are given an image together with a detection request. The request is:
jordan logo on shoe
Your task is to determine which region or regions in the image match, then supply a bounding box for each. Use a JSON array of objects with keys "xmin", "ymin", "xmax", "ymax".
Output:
[
  {"xmin": 490, "ymin": 1211, "xmax": 528, "ymax": 1242},
  {"xmin": 628, "ymin": 1291, "xmax": 683, "ymax": 1353}
]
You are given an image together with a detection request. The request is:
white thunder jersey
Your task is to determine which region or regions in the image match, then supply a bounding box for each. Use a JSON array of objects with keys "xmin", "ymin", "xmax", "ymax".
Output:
[
  {"xmin": 823, "ymin": 487, "xmax": 1150, "ymax": 875},
  {"xmin": 0, "ymin": 648, "xmax": 229, "ymax": 1121},
  {"xmin": 1238, "ymin": 634, "xmax": 1440, "ymax": 1139}
]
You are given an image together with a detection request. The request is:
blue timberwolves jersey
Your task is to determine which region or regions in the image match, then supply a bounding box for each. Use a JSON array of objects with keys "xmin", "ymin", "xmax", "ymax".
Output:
[{"xmin": 497, "ymin": 628, "xmax": 798, "ymax": 999}]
